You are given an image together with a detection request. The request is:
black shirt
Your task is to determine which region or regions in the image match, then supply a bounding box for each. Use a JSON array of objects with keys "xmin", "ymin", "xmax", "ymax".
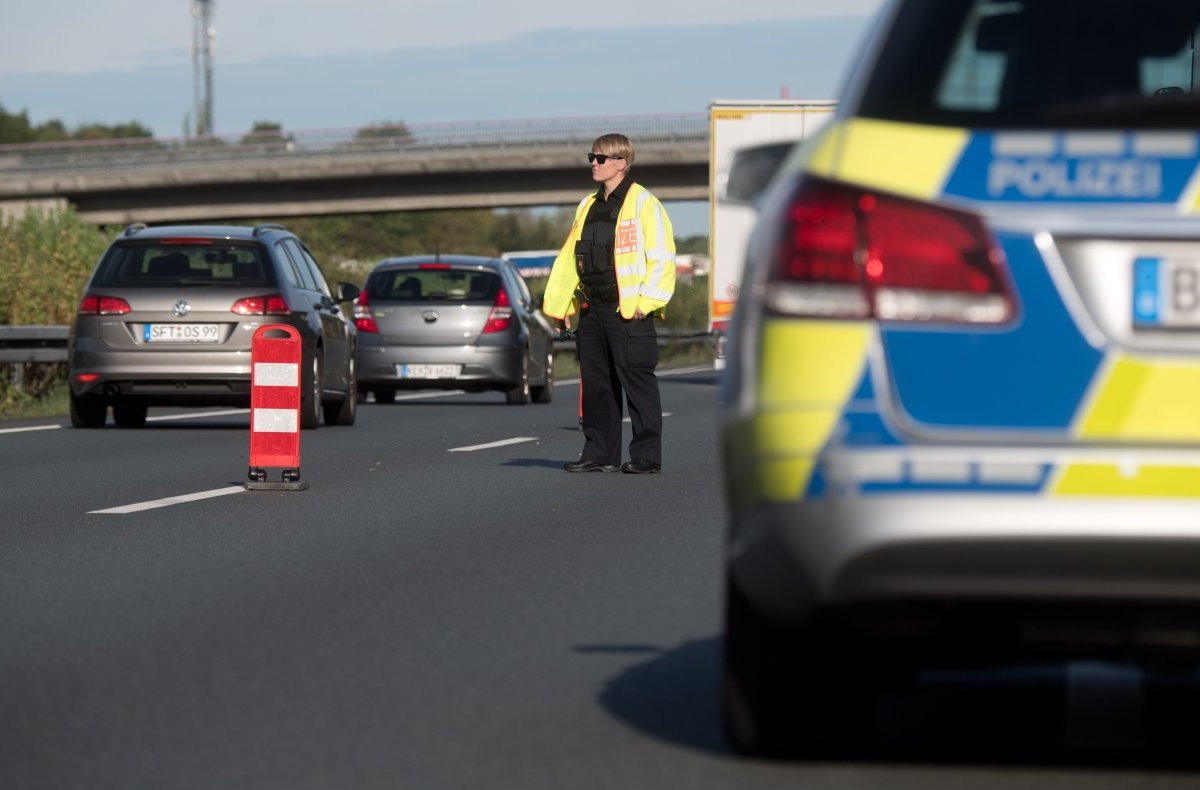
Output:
[{"xmin": 581, "ymin": 177, "xmax": 632, "ymax": 253}]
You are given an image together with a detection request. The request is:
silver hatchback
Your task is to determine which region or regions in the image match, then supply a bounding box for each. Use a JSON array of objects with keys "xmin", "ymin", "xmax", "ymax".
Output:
[
  {"xmin": 354, "ymin": 255, "xmax": 556, "ymax": 404},
  {"xmin": 68, "ymin": 223, "xmax": 359, "ymax": 428}
]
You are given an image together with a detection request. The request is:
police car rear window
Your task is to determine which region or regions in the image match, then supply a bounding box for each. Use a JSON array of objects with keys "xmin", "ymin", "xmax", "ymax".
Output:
[{"xmin": 859, "ymin": 0, "xmax": 1200, "ymax": 129}]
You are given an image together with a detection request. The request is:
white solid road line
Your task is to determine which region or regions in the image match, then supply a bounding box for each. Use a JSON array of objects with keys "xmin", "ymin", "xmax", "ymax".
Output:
[
  {"xmin": 449, "ymin": 437, "xmax": 539, "ymax": 453},
  {"xmin": 0, "ymin": 424, "xmax": 61, "ymax": 435},
  {"xmin": 4, "ymin": 367, "xmax": 711, "ymax": 436},
  {"xmin": 0, "ymin": 407, "xmax": 251, "ymax": 435},
  {"xmin": 147, "ymin": 408, "xmax": 250, "ymax": 422},
  {"xmin": 89, "ymin": 485, "xmax": 246, "ymax": 514}
]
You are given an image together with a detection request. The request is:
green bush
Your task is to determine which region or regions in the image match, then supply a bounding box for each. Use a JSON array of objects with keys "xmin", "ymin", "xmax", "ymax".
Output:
[
  {"xmin": 0, "ymin": 208, "xmax": 109, "ymax": 414},
  {"xmin": 0, "ymin": 208, "xmax": 108, "ymax": 324}
]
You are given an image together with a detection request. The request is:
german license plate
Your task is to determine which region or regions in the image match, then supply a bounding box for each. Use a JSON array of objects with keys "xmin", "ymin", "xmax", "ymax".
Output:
[
  {"xmin": 143, "ymin": 323, "xmax": 221, "ymax": 343},
  {"xmin": 398, "ymin": 364, "xmax": 460, "ymax": 379},
  {"xmin": 1133, "ymin": 257, "xmax": 1200, "ymax": 328}
]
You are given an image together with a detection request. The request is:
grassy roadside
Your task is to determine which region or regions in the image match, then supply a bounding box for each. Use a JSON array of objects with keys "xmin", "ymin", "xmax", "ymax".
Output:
[{"xmin": 0, "ymin": 343, "xmax": 716, "ymax": 421}]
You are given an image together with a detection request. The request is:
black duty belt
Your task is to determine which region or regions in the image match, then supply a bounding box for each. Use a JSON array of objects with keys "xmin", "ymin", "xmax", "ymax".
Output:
[{"xmin": 576, "ymin": 285, "xmax": 615, "ymax": 305}]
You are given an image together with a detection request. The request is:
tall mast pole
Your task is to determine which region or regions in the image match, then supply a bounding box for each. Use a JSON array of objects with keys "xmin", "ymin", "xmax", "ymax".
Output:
[{"xmin": 190, "ymin": 0, "xmax": 215, "ymax": 137}]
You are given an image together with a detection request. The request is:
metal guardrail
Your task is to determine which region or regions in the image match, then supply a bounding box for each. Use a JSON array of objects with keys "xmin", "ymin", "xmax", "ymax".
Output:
[
  {"xmin": 0, "ymin": 325, "xmax": 713, "ymax": 364},
  {"xmin": 0, "ymin": 325, "xmax": 68, "ymax": 363},
  {"xmin": 0, "ymin": 113, "xmax": 709, "ymax": 179}
]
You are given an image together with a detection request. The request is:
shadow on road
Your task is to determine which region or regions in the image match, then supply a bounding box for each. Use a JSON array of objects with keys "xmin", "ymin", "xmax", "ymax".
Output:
[
  {"xmin": 502, "ymin": 458, "xmax": 570, "ymax": 470},
  {"xmin": 584, "ymin": 636, "xmax": 728, "ymax": 756},
  {"xmin": 588, "ymin": 635, "xmax": 1200, "ymax": 772}
]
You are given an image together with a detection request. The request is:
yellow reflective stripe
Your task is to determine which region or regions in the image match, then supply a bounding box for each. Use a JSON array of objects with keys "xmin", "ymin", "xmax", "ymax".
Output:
[
  {"xmin": 1076, "ymin": 355, "xmax": 1200, "ymax": 441},
  {"xmin": 752, "ymin": 458, "xmax": 816, "ymax": 504},
  {"xmin": 835, "ymin": 119, "xmax": 969, "ymax": 200},
  {"xmin": 1054, "ymin": 463, "xmax": 1200, "ymax": 498},
  {"xmin": 760, "ymin": 320, "xmax": 869, "ymax": 408},
  {"xmin": 745, "ymin": 320, "xmax": 870, "ymax": 501}
]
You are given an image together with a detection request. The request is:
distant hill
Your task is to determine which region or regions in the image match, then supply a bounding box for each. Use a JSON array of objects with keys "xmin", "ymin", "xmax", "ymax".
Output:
[{"xmin": 0, "ymin": 17, "xmax": 870, "ymax": 139}]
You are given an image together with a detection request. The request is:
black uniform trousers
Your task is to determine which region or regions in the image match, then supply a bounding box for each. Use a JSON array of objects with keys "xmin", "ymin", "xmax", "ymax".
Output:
[{"xmin": 576, "ymin": 302, "xmax": 663, "ymax": 467}]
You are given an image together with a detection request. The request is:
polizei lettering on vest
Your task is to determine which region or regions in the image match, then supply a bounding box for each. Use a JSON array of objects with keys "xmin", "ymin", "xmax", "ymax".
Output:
[{"xmin": 987, "ymin": 158, "xmax": 1163, "ymax": 199}]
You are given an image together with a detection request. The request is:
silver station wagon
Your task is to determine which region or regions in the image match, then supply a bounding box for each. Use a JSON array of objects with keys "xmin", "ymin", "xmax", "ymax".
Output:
[{"xmin": 68, "ymin": 223, "xmax": 359, "ymax": 428}]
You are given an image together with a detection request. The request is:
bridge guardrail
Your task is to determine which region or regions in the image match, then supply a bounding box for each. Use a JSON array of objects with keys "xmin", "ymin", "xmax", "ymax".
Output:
[{"xmin": 0, "ymin": 113, "xmax": 709, "ymax": 178}]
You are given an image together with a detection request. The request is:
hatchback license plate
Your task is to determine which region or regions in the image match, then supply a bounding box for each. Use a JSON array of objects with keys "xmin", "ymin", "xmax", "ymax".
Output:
[
  {"xmin": 398, "ymin": 364, "xmax": 461, "ymax": 379},
  {"xmin": 144, "ymin": 323, "xmax": 221, "ymax": 343},
  {"xmin": 1133, "ymin": 257, "xmax": 1200, "ymax": 328}
]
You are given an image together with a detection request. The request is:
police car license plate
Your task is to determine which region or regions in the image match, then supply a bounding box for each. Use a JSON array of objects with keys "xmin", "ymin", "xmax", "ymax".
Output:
[
  {"xmin": 144, "ymin": 323, "xmax": 221, "ymax": 343},
  {"xmin": 398, "ymin": 364, "xmax": 460, "ymax": 379},
  {"xmin": 1132, "ymin": 257, "xmax": 1200, "ymax": 328}
]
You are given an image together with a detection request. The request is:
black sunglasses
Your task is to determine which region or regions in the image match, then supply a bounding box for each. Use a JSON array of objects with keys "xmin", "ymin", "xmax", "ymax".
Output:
[{"xmin": 587, "ymin": 153, "xmax": 625, "ymax": 165}]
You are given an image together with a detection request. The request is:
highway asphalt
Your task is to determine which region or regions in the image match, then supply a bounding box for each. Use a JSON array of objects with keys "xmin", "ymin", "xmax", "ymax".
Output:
[{"xmin": 1, "ymin": 368, "xmax": 1198, "ymax": 789}]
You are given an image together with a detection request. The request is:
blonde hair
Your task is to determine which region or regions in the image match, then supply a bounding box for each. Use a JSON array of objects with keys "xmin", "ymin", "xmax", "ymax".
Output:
[{"xmin": 592, "ymin": 133, "xmax": 635, "ymax": 168}]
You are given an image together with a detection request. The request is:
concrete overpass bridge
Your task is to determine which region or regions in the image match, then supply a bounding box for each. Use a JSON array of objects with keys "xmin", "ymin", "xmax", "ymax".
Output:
[{"xmin": 0, "ymin": 114, "xmax": 710, "ymax": 225}]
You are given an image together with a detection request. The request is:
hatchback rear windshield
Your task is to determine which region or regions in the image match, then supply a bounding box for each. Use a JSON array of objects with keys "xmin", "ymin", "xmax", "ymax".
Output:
[
  {"xmin": 368, "ymin": 268, "xmax": 500, "ymax": 302},
  {"xmin": 859, "ymin": 0, "xmax": 1200, "ymax": 128},
  {"xmin": 98, "ymin": 244, "xmax": 271, "ymax": 286}
]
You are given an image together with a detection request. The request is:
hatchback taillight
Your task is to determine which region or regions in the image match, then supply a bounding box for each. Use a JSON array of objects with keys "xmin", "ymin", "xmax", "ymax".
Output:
[
  {"xmin": 765, "ymin": 177, "xmax": 1014, "ymax": 323},
  {"xmin": 78, "ymin": 294, "xmax": 131, "ymax": 315},
  {"xmin": 482, "ymin": 288, "xmax": 514, "ymax": 334},
  {"xmin": 231, "ymin": 294, "xmax": 290, "ymax": 315},
  {"xmin": 353, "ymin": 288, "xmax": 378, "ymax": 333}
]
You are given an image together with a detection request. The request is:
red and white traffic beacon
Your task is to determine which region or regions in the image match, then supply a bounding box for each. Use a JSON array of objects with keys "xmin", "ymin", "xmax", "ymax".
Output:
[{"xmin": 246, "ymin": 324, "xmax": 308, "ymax": 491}]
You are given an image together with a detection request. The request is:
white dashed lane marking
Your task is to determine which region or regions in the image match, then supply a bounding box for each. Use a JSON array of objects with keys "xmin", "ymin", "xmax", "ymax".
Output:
[
  {"xmin": 89, "ymin": 485, "xmax": 246, "ymax": 514},
  {"xmin": 449, "ymin": 437, "xmax": 539, "ymax": 453}
]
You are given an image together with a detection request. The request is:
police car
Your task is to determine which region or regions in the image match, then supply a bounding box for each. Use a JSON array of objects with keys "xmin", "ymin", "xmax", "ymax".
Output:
[{"xmin": 719, "ymin": 0, "xmax": 1200, "ymax": 757}]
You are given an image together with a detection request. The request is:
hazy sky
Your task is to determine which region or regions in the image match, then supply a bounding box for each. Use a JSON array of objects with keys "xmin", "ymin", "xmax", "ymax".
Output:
[
  {"xmin": 0, "ymin": 0, "xmax": 884, "ymax": 77},
  {"xmin": 0, "ymin": 0, "xmax": 884, "ymax": 237}
]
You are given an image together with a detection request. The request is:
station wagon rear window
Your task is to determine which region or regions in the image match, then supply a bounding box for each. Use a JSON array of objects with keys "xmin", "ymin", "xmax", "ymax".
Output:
[
  {"xmin": 368, "ymin": 268, "xmax": 500, "ymax": 302},
  {"xmin": 98, "ymin": 244, "xmax": 270, "ymax": 286},
  {"xmin": 859, "ymin": 0, "xmax": 1200, "ymax": 128}
]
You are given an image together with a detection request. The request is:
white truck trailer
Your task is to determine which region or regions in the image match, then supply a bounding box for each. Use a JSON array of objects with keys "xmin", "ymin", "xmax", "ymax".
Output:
[{"xmin": 708, "ymin": 99, "xmax": 837, "ymax": 368}]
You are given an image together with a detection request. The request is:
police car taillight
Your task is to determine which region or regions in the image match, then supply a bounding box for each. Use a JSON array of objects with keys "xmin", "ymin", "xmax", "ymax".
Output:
[{"xmin": 766, "ymin": 177, "xmax": 1014, "ymax": 324}]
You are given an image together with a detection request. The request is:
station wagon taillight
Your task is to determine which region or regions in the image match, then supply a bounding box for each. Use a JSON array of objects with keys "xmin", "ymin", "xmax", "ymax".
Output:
[
  {"xmin": 231, "ymin": 294, "xmax": 290, "ymax": 315},
  {"xmin": 764, "ymin": 176, "xmax": 1014, "ymax": 323},
  {"xmin": 78, "ymin": 294, "xmax": 131, "ymax": 315},
  {"xmin": 482, "ymin": 288, "xmax": 514, "ymax": 334},
  {"xmin": 353, "ymin": 289, "xmax": 378, "ymax": 333}
]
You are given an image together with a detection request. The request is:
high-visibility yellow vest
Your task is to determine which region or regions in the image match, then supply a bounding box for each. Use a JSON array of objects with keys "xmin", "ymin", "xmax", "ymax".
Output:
[{"xmin": 542, "ymin": 181, "xmax": 676, "ymax": 321}]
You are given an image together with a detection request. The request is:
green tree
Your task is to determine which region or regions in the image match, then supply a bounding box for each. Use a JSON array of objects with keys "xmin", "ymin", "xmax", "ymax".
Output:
[
  {"xmin": 354, "ymin": 121, "xmax": 413, "ymax": 142},
  {"xmin": 0, "ymin": 103, "xmax": 155, "ymax": 144},
  {"xmin": 0, "ymin": 104, "xmax": 35, "ymax": 144},
  {"xmin": 240, "ymin": 120, "xmax": 291, "ymax": 146}
]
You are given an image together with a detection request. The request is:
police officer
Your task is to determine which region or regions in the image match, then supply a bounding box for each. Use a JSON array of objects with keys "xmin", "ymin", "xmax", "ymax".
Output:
[{"xmin": 541, "ymin": 133, "xmax": 676, "ymax": 473}]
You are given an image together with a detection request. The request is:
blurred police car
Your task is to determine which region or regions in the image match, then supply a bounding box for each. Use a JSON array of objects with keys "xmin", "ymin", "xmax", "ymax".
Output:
[{"xmin": 720, "ymin": 0, "xmax": 1200, "ymax": 758}]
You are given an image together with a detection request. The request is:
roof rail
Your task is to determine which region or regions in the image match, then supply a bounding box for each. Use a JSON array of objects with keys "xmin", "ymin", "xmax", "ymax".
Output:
[
  {"xmin": 122, "ymin": 222, "xmax": 148, "ymax": 237},
  {"xmin": 253, "ymin": 223, "xmax": 288, "ymax": 236}
]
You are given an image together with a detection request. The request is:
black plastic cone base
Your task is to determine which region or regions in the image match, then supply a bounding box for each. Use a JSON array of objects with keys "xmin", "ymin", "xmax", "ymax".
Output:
[{"xmin": 245, "ymin": 480, "xmax": 309, "ymax": 491}]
